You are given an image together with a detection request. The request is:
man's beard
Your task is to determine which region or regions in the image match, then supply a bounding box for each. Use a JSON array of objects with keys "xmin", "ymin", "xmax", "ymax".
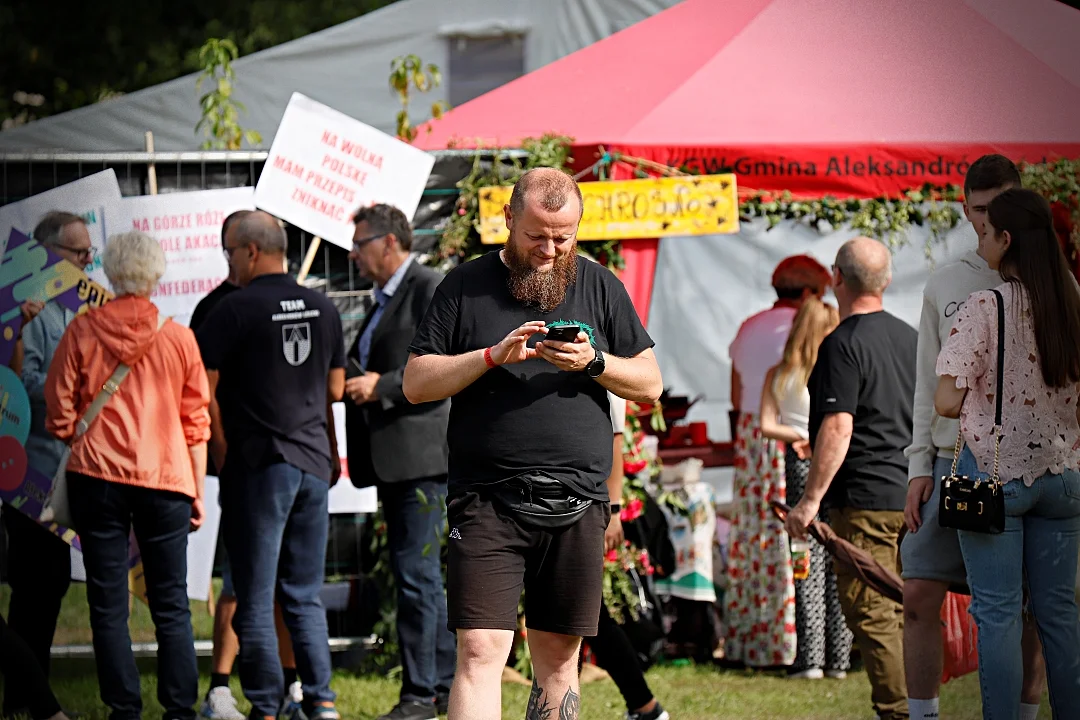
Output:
[{"xmin": 504, "ymin": 236, "xmax": 578, "ymax": 313}]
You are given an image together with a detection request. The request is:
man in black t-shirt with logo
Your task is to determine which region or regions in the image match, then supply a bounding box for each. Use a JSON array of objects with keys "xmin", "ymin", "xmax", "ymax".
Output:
[
  {"xmin": 785, "ymin": 237, "xmax": 916, "ymax": 720},
  {"xmin": 404, "ymin": 168, "xmax": 662, "ymax": 720},
  {"xmin": 196, "ymin": 211, "xmax": 346, "ymax": 720}
]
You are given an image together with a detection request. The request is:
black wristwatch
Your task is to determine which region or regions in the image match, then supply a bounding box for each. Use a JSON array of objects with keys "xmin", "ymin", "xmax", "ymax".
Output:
[
  {"xmin": 585, "ymin": 347, "xmax": 606, "ymax": 378},
  {"xmin": 610, "ymin": 503, "xmax": 622, "ymax": 515}
]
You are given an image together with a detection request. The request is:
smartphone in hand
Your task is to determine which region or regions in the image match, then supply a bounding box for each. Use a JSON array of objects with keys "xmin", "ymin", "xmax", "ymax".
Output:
[
  {"xmin": 544, "ymin": 324, "xmax": 582, "ymax": 343},
  {"xmin": 347, "ymin": 357, "xmax": 366, "ymax": 379}
]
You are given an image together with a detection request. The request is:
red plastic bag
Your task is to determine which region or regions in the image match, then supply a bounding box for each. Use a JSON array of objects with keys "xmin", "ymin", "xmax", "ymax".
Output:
[{"xmin": 941, "ymin": 591, "xmax": 979, "ymax": 684}]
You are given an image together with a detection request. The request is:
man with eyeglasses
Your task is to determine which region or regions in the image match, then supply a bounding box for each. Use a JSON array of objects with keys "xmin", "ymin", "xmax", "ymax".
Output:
[
  {"xmin": 344, "ymin": 204, "xmax": 455, "ymax": 720},
  {"xmin": 1, "ymin": 210, "xmax": 93, "ymax": 718}
]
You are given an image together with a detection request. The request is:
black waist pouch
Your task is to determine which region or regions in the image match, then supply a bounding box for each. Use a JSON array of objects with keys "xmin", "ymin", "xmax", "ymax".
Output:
[{"xmin": 489, "ymin": 471, "xmax": 593, "ymax": 530}]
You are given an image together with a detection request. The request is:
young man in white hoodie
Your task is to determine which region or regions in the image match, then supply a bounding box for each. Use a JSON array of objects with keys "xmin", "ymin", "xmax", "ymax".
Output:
[{"xmin": 901, "ymin": 155, "xmax": 1045, "ymax": 719}]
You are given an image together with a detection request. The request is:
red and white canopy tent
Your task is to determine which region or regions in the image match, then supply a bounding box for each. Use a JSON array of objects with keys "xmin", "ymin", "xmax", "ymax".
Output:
[{"xmin": 417, "ymin": 0, "xmax": 1080, "ymax": 322}]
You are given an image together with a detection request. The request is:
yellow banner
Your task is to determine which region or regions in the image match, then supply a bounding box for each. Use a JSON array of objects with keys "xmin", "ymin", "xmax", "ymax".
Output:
[{"xmin": 478, "ymin": 173, "xmax": 739, "ymax": 244}]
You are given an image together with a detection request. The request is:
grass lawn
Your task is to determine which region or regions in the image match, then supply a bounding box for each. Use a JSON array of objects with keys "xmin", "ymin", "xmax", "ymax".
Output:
[{"xmin": 0, "ymin": 584, "xmax": 1048, "ymax": 719}]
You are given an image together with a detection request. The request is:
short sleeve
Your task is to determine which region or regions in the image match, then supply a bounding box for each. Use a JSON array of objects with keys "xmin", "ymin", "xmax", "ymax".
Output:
[
  {"xmin": 602, "ymin": 271, "xmax": 654, "ymax": 358},
  {"xmin": 809, "ymin": 335, "xmax": 859, "ymax": 417},
  {"xmin": 196, "ymin": 300, "xmax": 241, "ymax": 371},
  {"xmin": 409, "ymin": 274, "xmax": 459, "ymax": 357},
  {"xmin": 936, "ymin": 290, "xmax": 994, "ymax": 388},
  {"xmin": 328, "ymin": 305, "xmax": 346, "ymax": 369}
]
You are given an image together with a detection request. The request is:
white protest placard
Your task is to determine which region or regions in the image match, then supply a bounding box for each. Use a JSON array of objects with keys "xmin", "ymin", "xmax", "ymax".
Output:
[
  {"xmin": 109, "ymin": 187, "xmax": 255, "ymax": 326},
  {"xmin": 0, "ymin": 170, "xmax": 122, "ymax": 287},
  {"xmin": 254, "ymin": 93, "xmax": 435, "ymax": 249},
  {"xmin": 328, "ymin": 401, "xmax": 377, "ymax": 514},
  {"xmin": 186, "ymin": 476, "xmax": 223, "ymax": 600}
]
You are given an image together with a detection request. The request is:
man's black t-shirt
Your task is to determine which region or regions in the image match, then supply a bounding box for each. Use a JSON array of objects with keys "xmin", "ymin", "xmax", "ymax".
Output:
[
  {"xmin": 808, "ymin": 310, "xmax": 917, "ymax": 511},
  {"xmin": 189, "ymin": 281, "xmax": 240, "ymax": 477},
  {"xmin": 196, "ymin": 273, "xmax": 346, "ymax": 481},
  {"xmin": 190, "ymin": 281, "xmax": 239, "ymax": 333},
  {"xmin": 409, "ymin": 252, "xmax": 654, "ymax": 501}
]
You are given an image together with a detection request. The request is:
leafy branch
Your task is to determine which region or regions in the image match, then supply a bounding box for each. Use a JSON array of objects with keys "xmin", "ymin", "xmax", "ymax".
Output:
[
  {"xmin": 1022, "ymin": 157, "xmax": 1080, "ymax": 251},
  {"xmin": 195, "ymin": 38, "xmax": 261, "ymax": 150},
  {"xmin": 438, "ymin": 135, "xmax": 625, "ymax": 268},
  {"xmin": 390, "ymin": 54, "xmax": 450, "ymax": 143}
]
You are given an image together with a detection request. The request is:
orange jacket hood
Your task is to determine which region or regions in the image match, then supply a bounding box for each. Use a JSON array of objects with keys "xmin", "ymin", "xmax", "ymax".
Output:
[{"xmin": 83, "ymin": 295, "xmax": 162, "ymax": 364}]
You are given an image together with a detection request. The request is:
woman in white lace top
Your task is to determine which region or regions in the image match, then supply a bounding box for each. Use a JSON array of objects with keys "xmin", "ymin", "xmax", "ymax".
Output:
[{"xmin": 934, "ymin": 188, "xmax": 1080, "ymax": 718}]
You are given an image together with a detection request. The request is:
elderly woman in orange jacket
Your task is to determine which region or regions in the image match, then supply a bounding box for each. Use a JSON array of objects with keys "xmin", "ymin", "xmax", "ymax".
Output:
[{"xmin": 45, "ymin": 230, "xmax": 211, "ymax": 720}]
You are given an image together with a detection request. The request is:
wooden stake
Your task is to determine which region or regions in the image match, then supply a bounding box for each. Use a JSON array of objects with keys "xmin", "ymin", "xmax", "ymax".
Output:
[
  {"xmin": 296, "ymin": 236, "xmax": 322, "ymax": 284},
  {"xmin": 144, "ymin": 131, "xmax": 159, "ymax": 195}
]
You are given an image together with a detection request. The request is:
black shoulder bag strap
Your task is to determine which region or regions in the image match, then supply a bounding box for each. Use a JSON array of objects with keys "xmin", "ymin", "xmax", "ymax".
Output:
[{"xmin": 990, "ymin": 288, "xmax": 1005, "ymax": 481}]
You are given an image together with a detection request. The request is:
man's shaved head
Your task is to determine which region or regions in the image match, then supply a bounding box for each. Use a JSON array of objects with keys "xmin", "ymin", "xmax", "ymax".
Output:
[
  {"xmin": 233, "ymin": 210, "xmax": 287, "ymax": 255},
  {"xmin": 835, "ymin": 237, "xmax": 892, "ymax": 296},
  {"xmin": 509, "ymin": 167, "xmax": 583, "ymax": 219}
]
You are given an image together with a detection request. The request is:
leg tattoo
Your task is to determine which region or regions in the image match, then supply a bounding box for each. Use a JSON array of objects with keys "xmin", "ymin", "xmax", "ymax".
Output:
[
  {"xmin": 559, "ymin": 688, "xmax": 580, "ymax": 720},
  {"xmin": 526, "ymin": 679, "xmax": 554, "ymax": 720}
]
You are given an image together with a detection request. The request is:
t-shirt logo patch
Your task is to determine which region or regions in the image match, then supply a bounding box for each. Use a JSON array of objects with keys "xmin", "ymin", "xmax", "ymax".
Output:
[{"xmin": 282, "ymin": 322, "xmax": 312, "ymax": 366}]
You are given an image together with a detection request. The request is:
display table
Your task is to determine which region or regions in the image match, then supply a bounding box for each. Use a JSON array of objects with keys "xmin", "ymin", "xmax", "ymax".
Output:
[{"xmin": 657, "ymin": 441, "xmax": 735, "ymax": 468}]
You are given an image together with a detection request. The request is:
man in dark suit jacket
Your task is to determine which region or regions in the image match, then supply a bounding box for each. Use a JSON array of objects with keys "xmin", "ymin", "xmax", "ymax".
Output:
[{"xmin": 345, "ymin": 204, "xmax": 455, "ymax": 720}]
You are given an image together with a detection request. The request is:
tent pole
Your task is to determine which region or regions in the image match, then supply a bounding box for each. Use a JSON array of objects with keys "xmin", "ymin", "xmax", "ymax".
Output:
[{"xmin": 296, "ymin": 236, "xmax": 322, "ymax": 284}]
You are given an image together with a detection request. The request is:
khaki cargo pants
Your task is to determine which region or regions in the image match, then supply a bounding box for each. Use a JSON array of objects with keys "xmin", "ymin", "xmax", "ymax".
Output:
[{"xmin": 829, "ymin": 508, "xmax": 909, "ymax": 720}]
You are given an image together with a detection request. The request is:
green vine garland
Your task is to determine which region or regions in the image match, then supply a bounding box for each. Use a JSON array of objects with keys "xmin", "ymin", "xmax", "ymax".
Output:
[
  {"xmin": 738, "ymin": 185, "xmax": 965, "ymax": 258},
  {"xmin": 439, "ymin": 136, "xmax": 1079, "ymax": 262}
]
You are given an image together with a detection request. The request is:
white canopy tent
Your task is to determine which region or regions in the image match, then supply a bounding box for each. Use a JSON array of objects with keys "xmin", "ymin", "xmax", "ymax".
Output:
[{"xmin": 0, "ymin": 0, "xmax": 681, "ymax": 152}]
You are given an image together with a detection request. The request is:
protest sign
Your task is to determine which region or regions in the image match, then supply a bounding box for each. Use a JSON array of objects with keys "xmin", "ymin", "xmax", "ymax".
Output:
[
  {"xmin": 0, "ymin": 228, "xmax": 113, "ymax": 366},
  {"xmin": 0, "ymin": 228, "xmax": 150, "ymax": 593},
  {"xmin": 110, "ymin": 187, "xmax": 255, "ymax": 326},
  {"xmin": 478, "ymin": 173, "xmax": 740, "ymax": 244},
  {"xmin": 0, "ymin": 170, "xmax": 122, "ymax": 287},
  {"xmin": 328, "ymin": 401, "xmax": 377, "ymax": 514},
  {"xmin": 254, "ymin": 93, "xmax": 435, "ymax": 250},
  {"xmin": 185, "ymin": 476, "xmax": 222, "ymax": 600}
]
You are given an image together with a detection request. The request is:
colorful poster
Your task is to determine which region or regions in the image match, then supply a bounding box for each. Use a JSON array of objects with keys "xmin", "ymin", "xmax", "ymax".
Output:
[
  {"xmin": 254, "ymin": 92, "xmax": 435, "ymax": 250},
  {"xmin": 0, "ymin": 228, "xmax": 113, "ymax": 366},
  {"xmin": 478, "ymin": 173, "xmax": 740, "ymax": 244},
  {"xmin": 108, "ymin": 187, "xmax": 255, "ymax": 327},
  {"xmin": 0, "ymin": 228, "xmax": 150, "ymax": 591},
  {"xmin": 0, "ymin": 170, "xmax": 122, "ymax": 287}
]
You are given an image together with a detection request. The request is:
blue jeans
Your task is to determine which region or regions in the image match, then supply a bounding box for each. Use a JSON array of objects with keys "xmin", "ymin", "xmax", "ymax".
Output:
[
  {"xmin": 69, "ymin": 474, "xmax": 197, "ymax": 720},
  {"xmin": 381, "ymin": 478, "xmax": 456, "ymax": 704},
  {"xmin": 221, "ymin": 463, "xmax": 335, "ymax": 717},
  {"xmin": 956, "ymin": 447, "xmax": 1080, "ymax": 720}
]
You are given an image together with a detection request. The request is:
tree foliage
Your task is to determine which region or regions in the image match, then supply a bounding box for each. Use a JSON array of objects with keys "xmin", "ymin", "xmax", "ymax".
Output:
[{"xmin": 0, "ymin": 0, "xmax": 400, "ymax": 127}]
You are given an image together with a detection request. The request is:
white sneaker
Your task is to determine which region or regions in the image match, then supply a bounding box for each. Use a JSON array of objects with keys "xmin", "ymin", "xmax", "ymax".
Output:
[
  {"xmin": 201, "ymin": 687, "xmax": 246, "ymax": 720},
  {"xmin": 787, "ymin": 668, "xmax": 825, "ymax": 679},
  {"xmin": 824, "ymin": 669, "xmax": 847, "ymax": 679},
  {"xmin": 289, "ymin": 681, "xmax": 304, "ymax": 704}
]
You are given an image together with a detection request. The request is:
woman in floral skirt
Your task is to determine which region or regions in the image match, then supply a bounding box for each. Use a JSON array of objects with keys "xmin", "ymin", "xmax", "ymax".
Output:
[{"xmin": 725, "ymin": 256, "xmax": 831, "ymax": 667}]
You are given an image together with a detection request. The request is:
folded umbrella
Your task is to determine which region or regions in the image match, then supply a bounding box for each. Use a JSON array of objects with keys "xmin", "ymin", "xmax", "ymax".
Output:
[{"xmin": 771, "ymin": 501, "xmax": 904, "ymax": 606}]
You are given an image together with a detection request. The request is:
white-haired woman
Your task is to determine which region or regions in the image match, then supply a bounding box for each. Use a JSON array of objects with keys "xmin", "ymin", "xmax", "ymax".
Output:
[{"xmin": 45, "ymin": 231, "xmax": 211, "ymax": 720}]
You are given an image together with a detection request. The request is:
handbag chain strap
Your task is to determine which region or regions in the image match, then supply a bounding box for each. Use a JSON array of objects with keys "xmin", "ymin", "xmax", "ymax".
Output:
[
  {"xmin": 949, "ymin": 288, "xmax": 1006, "ymax": 485},
  {"xmin": 989, "ymin": 288, "xmax": 1005, "ymax": 485}
]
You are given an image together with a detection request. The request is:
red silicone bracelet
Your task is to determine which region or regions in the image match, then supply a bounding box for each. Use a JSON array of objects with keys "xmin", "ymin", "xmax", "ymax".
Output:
[{"xmin": 484, "ymin": 346, "xmax": 498, "ymax": 369}]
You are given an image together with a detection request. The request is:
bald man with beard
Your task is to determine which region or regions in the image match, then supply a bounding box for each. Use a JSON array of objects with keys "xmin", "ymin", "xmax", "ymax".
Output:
[
  {"xmin": 785, "ymin": 237, "xmax": 917, "ymax": 720},
  {"xmin": 404, "ymin": 168, "xmax": 662, "ymax": 720}
]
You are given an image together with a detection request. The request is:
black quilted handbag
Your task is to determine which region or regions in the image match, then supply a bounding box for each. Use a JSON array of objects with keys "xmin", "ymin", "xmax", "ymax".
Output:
[{"xmin": 938, "ymin": 288, "xmax": 1006, "ymax": 535}]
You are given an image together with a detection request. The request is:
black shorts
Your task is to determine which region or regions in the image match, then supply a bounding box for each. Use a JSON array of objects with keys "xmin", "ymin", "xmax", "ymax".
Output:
[{"xmin": 445, "ymin": 489, "xmax": 609, "ymax": 637}]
